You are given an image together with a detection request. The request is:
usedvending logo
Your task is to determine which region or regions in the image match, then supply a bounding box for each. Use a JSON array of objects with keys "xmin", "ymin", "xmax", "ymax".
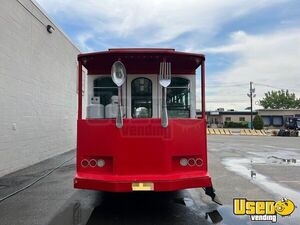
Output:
[{"xmin": 233, "ymin": 198, "xmax": 296, "ymax": 223}]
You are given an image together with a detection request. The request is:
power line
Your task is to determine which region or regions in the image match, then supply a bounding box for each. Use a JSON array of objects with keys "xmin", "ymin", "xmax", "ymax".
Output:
[
  {"xmin": 255, "ymin": 83, "xmax": 300, "ymax": 92},
  {"xmin": 204, "ymin": 81, "xmax": 299, "ymax": 92},
  {"xmin": 206, "ymin": 83, "xmax": 248, "ymax": 87},
  {"xmin": 205, "ymin": 99, "xmax": 247, "ymax": 103}
]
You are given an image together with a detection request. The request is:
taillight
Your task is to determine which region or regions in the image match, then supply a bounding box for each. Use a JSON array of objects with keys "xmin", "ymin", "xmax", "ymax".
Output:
[
  {"xmin": 79, "ymin": 157, "xmax": 112, "ymax": 174},
  {"xmin": 187, "ymin": 158, "xmax": 203, "ymax": 167},
  {"xmin": 180, "ymin": 158, "xmax": 188, "ymax": 166},
  {"xmin": 81, "ymin": 159, "xmax": 89, "ymax": 168},
  {"xmin": 80, "ymin": 158, "xmax": 105, "ymax": 167},
  {"xmin": 173, "ymin": 156, "xmax": 204, "ymax": 171},
  {"xmin": 97, "ymin": 159, "xmax": 105, "ymax": 167},
  {"xmin": 89, "ymin": 159, "xmax": 97, "ymax": 167}
]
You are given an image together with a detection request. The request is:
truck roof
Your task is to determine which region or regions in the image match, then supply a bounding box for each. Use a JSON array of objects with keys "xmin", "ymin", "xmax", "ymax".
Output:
[{"xmin": 78, "ymin": 48, "xmax": 205, "ymax": 75}]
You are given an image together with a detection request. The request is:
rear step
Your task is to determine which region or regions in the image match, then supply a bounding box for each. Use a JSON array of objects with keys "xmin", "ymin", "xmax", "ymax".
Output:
[{"xmin": 204, "ymin": 186, "xmax": 222, "ymax": 205}]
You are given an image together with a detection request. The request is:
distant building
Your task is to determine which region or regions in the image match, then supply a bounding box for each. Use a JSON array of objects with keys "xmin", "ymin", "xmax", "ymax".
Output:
[
  {"xmin": 196, "ymin": 109, "xmax": 300, "ymax": 129},
  {"xmin": 257, "ymin": 109, "xmax": 300, "ymax": 129},
  {"xmin": 197, "ymin": 109, "xmax": 257, "ymax": 128}
]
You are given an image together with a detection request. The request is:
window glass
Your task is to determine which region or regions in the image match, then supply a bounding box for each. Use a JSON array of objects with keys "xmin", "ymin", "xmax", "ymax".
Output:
[
  {"xmin": 239, "ymin": 117, "xmax": 245, "ymax": 122},
  {"xmin": 167, "ymin": 77, "xmax": 190, "ymax": 118},
  {"xmin": 262, "ymin": 116, "xmax": 271, "ymax": 126},
  {"xmin": 131, "ymin": 78, "xmax": 152, "ymax": 118},
  {"xmin": 225, "ymin": 117, "xmax": 231, "ymax": 122},
  {"xmin": 272, "ymin": 116, "xmax": 283, "ymax": 126},
  {"xmin": 93, "ymin": 77, "xmax": 117, "ymax": 105}
]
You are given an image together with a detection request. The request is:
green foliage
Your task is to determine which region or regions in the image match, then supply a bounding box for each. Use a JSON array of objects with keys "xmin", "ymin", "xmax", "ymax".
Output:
[
  {"xmin": 253, "ymin": 115, "xmax": 264, "ymax": 130},
  {"xmin": 259, "ymin": 90, "xmax": 300, "ymax": 109},
  {"xmin": 224, "ymin": 121, "xmax": 248, "ymax": 128}
]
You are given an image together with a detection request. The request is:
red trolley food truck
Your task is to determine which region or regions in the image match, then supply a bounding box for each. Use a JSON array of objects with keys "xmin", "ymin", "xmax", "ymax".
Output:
[{"xmin": 74, "ymin": 48, "xmax": 219, "ymax": 203}]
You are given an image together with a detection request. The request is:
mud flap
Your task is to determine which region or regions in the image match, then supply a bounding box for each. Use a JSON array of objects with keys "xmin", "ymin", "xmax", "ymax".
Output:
[{"xmin": 204, "ymin": 187, "xmax": 222, "ymax": 205}]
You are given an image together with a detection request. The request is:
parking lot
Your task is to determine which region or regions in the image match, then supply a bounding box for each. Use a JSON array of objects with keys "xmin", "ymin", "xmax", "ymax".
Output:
[{"xmin": 0, "ymin": 136, "xmax": 299, "ymax": 225}]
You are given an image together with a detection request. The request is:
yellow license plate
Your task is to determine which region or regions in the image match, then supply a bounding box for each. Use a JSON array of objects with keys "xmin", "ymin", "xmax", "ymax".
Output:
[{"xmin": 132, "ymin": 182, "xmax": 154, "ymax": 191}]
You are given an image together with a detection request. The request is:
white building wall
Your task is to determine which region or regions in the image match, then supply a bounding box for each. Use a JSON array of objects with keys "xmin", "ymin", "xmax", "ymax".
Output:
[{"xmin": 0, "ymin": 0, "xmax": 80, "ymax": 176}]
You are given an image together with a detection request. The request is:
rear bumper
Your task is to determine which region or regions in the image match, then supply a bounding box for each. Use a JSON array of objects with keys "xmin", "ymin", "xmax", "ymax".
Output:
[{"xmin": 74, "ymin": 172, "xmax": 212, "ymax": 192}]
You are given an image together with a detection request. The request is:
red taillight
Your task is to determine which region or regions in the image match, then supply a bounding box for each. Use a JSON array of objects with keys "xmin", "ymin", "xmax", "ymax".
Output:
[
  {"xmin": 173, "ymin": 156, "xmax": 203, "ymax": 171},
  {"xmin": 79, "ymin": 157, "xmax": 113, "ymax": 173},
  {"xmin": 81, "ymin": 159, "xmax": 89, "ymax": 167},
  {"xmin": 187, "ymin": 158, "xmax": 203, "ymax": 167},
  {"xmin": 196, "ymin": 158, "xmax": 203, "ymax": 167},
  {"xmin": 89, "ymin": 159, "xmax": 97, "ymax": 167}
]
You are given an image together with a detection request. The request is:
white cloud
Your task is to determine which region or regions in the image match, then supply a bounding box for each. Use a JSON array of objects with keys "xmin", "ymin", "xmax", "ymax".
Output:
[
  {"xmin": 202, "ymin": 29, "xmax": 300, "ymax": 110},
  {"xmin": 35, "ymin": 0, "xmax": 299, "ymax": 111},
  {"xmin": 77, "ymin": 33, "xmax": 94, "ymax": 52},
  {"xmin": 35, "ymin": 0, "xmax": 288, "ymax": 48}
]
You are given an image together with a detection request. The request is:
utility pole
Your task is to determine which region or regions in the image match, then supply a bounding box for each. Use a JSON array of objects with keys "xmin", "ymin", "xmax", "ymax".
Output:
[{"xmin": 247, "ymin": 81, "xmax": 256, "ymax": 129}]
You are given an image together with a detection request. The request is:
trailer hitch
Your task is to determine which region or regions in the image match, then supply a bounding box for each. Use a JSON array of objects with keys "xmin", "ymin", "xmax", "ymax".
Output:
[{"xmin": 204, "ymin": 187, "xmax": 222, "ymax": 205}]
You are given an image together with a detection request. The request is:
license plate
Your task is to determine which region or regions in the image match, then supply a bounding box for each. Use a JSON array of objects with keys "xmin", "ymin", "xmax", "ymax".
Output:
[{"xmin": 132, "ymin": 182, "xmax": 154, "ymax": 191}]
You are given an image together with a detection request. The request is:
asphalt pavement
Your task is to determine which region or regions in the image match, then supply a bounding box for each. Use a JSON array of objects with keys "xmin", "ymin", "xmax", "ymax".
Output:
[{"xmin": 0, "ymin": 136, "xmax": 299, "ymax": 225}]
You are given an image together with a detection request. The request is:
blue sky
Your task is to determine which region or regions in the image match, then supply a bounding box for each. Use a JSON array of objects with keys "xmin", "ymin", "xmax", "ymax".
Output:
[{"xmin": 36, "ymin": 0, "xmax": 300, "ymax": 110}]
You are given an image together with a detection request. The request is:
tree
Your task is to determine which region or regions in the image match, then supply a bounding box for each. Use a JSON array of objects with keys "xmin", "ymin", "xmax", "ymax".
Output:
[
  {"xmin": 253, "ymin": 115, "xmax": 264, "ymax": 130},
  {"xmin": 259, "ymin": 90, "xmax": 300, "ymax": 109}
]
